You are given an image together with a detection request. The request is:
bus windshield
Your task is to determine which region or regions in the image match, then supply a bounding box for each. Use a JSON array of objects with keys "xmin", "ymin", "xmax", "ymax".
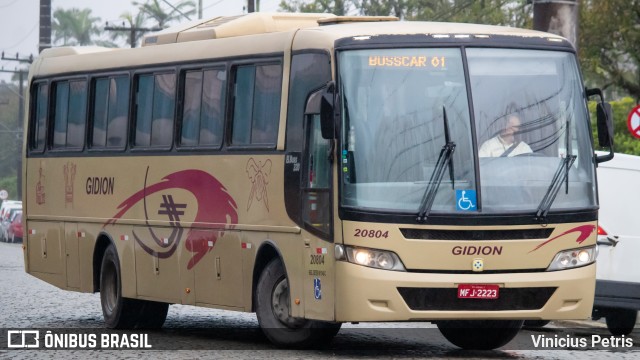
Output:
[{"xmin": 338, "ymin": 47, "xmax": 596, "ymax": 215}]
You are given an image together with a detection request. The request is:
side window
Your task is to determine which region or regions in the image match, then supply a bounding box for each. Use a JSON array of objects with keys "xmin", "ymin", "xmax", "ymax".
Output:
[
  {"xmin": 135, "ymin": 72, "xmax": 175, "ymax": 148},
  {"xmin": 30, "ymin": 83, "xmax": 49, "ymax": 152},
  {"xmin": 302, "ymin": 113, "xmax": 332, "ymax": 238},
  {"xmin": 92, "ymin": 76, "xmax": 129, "ymax": 149},
  {"xmin": 52, "ymin": 79, "xmax": 87, "ymax": 150},
  {"xmin": 180, "ymin": 68, "xmax": 226, "ymax": 147},
  {"xmin": 231, "ymin": 63, "xmax": 282, "ymax": 147}
]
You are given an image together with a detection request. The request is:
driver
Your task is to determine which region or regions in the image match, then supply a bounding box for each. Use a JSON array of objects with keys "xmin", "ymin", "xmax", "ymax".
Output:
[{"xmin": 479, "ymin": 112, "xmax": 532, "ymax": 157}]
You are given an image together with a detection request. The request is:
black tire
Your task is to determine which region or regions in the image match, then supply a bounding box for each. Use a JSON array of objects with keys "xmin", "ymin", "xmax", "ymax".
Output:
[
  {"xmin": 523, "ymin": 320, "xmax": 551, "ymax": 328},
  {"xmin": 100, "ymin": 244, "xmax": 142, "ymax": 329},
  {"xmin": 437, "ymin": 319, "xmax": 524, "ymax": 350},
  {"xmin": 136, "ymin": 301, "xmax": 169, "ymax": 329},
  {"xmin": 606, "ymin": 309, "xmax": 637, "ymax": 336},
  {"xmin": 255, "ymin": 258, "xmax": 341, "ymax": 348}
]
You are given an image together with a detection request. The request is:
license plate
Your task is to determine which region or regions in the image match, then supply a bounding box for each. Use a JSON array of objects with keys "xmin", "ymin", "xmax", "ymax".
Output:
[{"xmin": 457, "ymin": 284, "xmax": 500, "ymax": 299}]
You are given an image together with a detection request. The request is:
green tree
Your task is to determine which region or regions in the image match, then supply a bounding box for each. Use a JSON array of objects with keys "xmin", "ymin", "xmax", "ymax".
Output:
[
  {"xmin": 279, "ymin": 0, "xmax": 348, "ymax": 15},
  {"xmin": 134, "ymin": 0, "xmax": 196, "ymax": 28},
  {"xmin": 279, "ymin": 0, "xmax": 531, "ymax": 24},
  {"xmin": 0, "ymin": 82, "xmax": 20, "ymax": 198},
  {"xmin": 52, "ymin": 8, "xmax": 102, "ymax": 46},
  {"xmin": 580, "ymin": 0, "xmax": 640, "ymax": 100}
]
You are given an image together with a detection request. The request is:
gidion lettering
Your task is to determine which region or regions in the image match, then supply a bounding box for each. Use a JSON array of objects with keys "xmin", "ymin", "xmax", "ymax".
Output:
[
  {"xmin": 86, "ymin": 177, "xmax": 115, "ymax": 195},
  {"xmin": 452, "ymin": 245, "xmax": 503, "ymax": 256}
]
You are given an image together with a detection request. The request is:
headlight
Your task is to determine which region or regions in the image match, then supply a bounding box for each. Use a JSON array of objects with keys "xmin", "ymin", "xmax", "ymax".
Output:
[
  {"xmin": 342, "ymin": 246, "xmax": 406, "ymax": 271},
  {"xmin": 546, "ymin": 246, "xmax": 596, "ymax": 271}
]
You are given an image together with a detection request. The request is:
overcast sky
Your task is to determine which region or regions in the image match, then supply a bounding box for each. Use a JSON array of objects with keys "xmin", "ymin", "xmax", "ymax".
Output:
[{"xmin": 0, "ymin": 0, "xmax": 280, "ymax": 82}]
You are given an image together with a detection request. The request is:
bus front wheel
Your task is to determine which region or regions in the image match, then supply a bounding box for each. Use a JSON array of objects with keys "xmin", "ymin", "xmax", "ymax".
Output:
[
  {"xmin": 100, "ymin": 244, "xmax": 142, "ymax": 329},
  {"xmin": 437, "ymin": 319, "xmax": 523, "ymax": 350},
  {"xmin": 255, "ymin": 258, "xmax": 341, "ymax": 348}
]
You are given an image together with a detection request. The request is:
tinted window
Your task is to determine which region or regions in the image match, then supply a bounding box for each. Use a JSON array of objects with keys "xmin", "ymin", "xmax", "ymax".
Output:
[
  {"xmin": 52, "ymin": 80, "xmax": 87, "ymax": 150},
  {"xmin": 93, "ymin": 78, "xmax": 109, "ymax": 147},
  {"xmin": 181, "ymin": 68, "xmax": 226, "ymax": 147},
  {"xmin": 232, "ymin": 66, "xmax": 254, "ymax": 145},
  {"xmin": 231, "ymin": 63, "xmax": 281, "ymax": 147},
  {"xmin": 92, "ymin": 76, "xmax": 129, "ymax": 149},
  {"xmin": 135, "ymin": 73, "xmax": 175, "ymax": 148},
  {"xmin": 31, "ymin": 83, "xmax": 49, "ymax": 151}
]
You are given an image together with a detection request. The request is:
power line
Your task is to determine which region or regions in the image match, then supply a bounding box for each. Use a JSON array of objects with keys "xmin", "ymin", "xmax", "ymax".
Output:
[
  {"xmin": 104, "ymin": 23, "xmax": 163, "ymax": 48},
  {"xmin": 3, "ymin": 22, "xmax": 38, "ymax": 50},
  {"xmin": 0, "ymin": 0, "xmax": 20, "ymax": 9},
  {"xmin": 161, "ymin": 0, "xmax": 192, "ymax": 21},
  {"xmin": 203, "ymin": 0, "xmax": 228, "ymax": 11}
]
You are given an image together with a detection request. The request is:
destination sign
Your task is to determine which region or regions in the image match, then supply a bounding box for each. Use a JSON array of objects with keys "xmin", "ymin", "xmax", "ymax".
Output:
[{"xmin": 368, "ymin": 55, "xmax": 447, "ymax": 68}]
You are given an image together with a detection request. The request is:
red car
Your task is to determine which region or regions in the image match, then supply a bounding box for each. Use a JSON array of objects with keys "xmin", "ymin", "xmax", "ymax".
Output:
[{"xmin": 7, "ymin": 212, "xmax": 22, "ymax": 243}]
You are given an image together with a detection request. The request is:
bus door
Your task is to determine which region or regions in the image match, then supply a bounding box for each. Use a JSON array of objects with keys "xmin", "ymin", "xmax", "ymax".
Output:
[{"xmin": 301, "ymin": 106, "xmax": 335, "ymax": 321}]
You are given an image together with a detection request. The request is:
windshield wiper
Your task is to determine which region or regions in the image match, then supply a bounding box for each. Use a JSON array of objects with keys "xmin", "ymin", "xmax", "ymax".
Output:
[
  {"xmin": 417, "ymin": 107, "xmax": 456, "ymax": 222},
  {"xmin": 536, "ymin": 115, "xmax": 575, "ymax": 223},
  {"xmin": 536, "ymin": 154, "xmax": 576, "ymax": 223}
]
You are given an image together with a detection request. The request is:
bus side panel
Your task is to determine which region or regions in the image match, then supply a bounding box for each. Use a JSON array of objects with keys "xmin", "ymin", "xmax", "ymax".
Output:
[
  {"xmin": 64, "ymin": 222, "xmax": 80, "ymax": 289},
  {"xmin": 134, "ymin": 225, "xmax": 183, "ymax": 303},
  {"xmin": 77, "ymin": 224, "xmax": 97, "ymax": 293},
  {"xmin": 26, "ymin": 221, "xmax": 65, "ymax": 287},
  {"xmin": 195, "ymin": 230, "xmax": 243, "ymax": 308}
]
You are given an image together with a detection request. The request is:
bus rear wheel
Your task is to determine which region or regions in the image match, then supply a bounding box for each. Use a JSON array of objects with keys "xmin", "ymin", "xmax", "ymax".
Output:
[
  {"xmin": 255, "ymin": 258, "xmax": 341, "ymax": 348},
  {"xmin": 136, "ymin": 300, "xmax": 169, "ymax": 329},
  {"xmin": 437, "ymin": 319, "xmax": 523, "ymax": 350},
  {"xmin": 100, "ymin": 244, "xmax": 142, "ymax": 329}
]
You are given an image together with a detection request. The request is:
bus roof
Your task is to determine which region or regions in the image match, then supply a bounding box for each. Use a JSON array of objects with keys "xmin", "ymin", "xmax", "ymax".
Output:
[{"xmin": 31, "ymin": 13, "xmax": 570, "ymax": 78}]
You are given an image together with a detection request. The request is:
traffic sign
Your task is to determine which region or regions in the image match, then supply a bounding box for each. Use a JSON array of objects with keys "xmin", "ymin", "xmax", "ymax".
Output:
[
  {"xmin": 0, "ymin": 189, "xmax": 7, "ymax": 200},
  {"xmin": 627, "ymin": 105, "xmax": 640, "ymax": 139}
]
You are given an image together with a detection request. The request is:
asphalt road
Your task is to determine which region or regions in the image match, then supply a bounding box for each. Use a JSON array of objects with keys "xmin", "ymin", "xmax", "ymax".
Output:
[{"xmin": 0, "ymin": 241, "xmax": 638, "ymax": 359}]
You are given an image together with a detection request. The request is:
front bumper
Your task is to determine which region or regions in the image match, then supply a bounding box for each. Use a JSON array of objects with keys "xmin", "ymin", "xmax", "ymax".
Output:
[{"xmin": 335, "ymin": 262, "xmax": 595, "ymax": 322}]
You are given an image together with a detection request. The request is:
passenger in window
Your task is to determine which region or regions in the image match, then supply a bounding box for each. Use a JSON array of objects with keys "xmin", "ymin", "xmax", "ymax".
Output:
[{"xmin": 479, "ymin": 107, "xmax": 532, "ymax": 157}]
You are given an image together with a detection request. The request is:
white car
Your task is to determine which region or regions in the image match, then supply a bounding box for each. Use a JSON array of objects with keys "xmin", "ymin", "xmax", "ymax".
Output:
[{"xmin": 593, "ymin": 153, "xmax": 640, "ymax": 335}]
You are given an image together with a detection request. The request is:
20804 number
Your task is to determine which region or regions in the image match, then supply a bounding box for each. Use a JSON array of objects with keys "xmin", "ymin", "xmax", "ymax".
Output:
[{"xmin": 354, "ymin": 229, "xmax": 389, "ymax": 238}]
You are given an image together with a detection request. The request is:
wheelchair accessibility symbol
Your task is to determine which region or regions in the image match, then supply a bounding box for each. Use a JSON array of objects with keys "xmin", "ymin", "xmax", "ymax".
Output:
[{"xmin": 456, "ymin": 190, "xmax": 476, "ymax": 211}]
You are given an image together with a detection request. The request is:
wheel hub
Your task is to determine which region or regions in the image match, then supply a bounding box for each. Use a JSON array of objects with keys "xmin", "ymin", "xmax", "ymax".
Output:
[{"xmin": 271, "ymin": 278, "xmax": 305, "ymax": 328}]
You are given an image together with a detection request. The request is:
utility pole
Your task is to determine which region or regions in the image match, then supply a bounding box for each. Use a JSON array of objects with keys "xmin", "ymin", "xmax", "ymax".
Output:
[
  {"xmin": 39, "ymin": 0, "xmax": 51, "ymax": 53},
  {"xmin": 532, "ymin": 0, "xmax": 579, "ymax": 49},
  {"xmin": 104, "ymin": 23, "xmax": 163, "ymax": 48},
  {"xmin": 199, "ymin": 0, "xmax": 203, "ymax": 19},
  {"xmin": 0, "ymin": 53, "xmax": 32, "ymax": 199},
  {"xmin": 248, "ymin": 0, "xmax": 255, "ymax": 13}
]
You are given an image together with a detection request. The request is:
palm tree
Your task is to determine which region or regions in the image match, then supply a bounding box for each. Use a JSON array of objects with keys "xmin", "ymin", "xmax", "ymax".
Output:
[
  {"xmin": 134, "ymin": 0, "xmax": 196, "ymax": 28},
  {"xmin": 52, "ymin": 8, "xmax": 102, "ymax": 46},
  {"xmin": 110, "ymin": 11, "xmax": 151, "ymax": 47}
]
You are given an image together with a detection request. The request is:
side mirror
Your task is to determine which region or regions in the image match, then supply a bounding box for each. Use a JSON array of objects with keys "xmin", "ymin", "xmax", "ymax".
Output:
[
  {"xmin": 320, "ymin": 82, "xmax": 336, "ymax": 139},
  {"xmin": 596, "ymin": 102, "xmax": 613, "ymax": 148},
  {"xmin": 304, "ymin": 82, "xmax": 336, "ymax": 140},
  {"xmin": 586, "ymin": 87, "xmax": 614, "ymax": 163}
]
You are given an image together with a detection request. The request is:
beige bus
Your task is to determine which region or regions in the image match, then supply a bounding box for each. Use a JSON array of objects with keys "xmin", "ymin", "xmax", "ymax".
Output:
[{"xmin": 23, "ymin": 12, "xmax": 614, "ymax": 350}]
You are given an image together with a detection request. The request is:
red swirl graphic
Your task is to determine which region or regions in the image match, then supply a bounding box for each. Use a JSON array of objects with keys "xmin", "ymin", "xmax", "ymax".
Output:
[
  {"xmin": 105, "ymin": 169, "xmax": 238, "ymax": 269},
  {"xmin": 528, "ymin": 224, "xmax": 595, "ymax": 253}
]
